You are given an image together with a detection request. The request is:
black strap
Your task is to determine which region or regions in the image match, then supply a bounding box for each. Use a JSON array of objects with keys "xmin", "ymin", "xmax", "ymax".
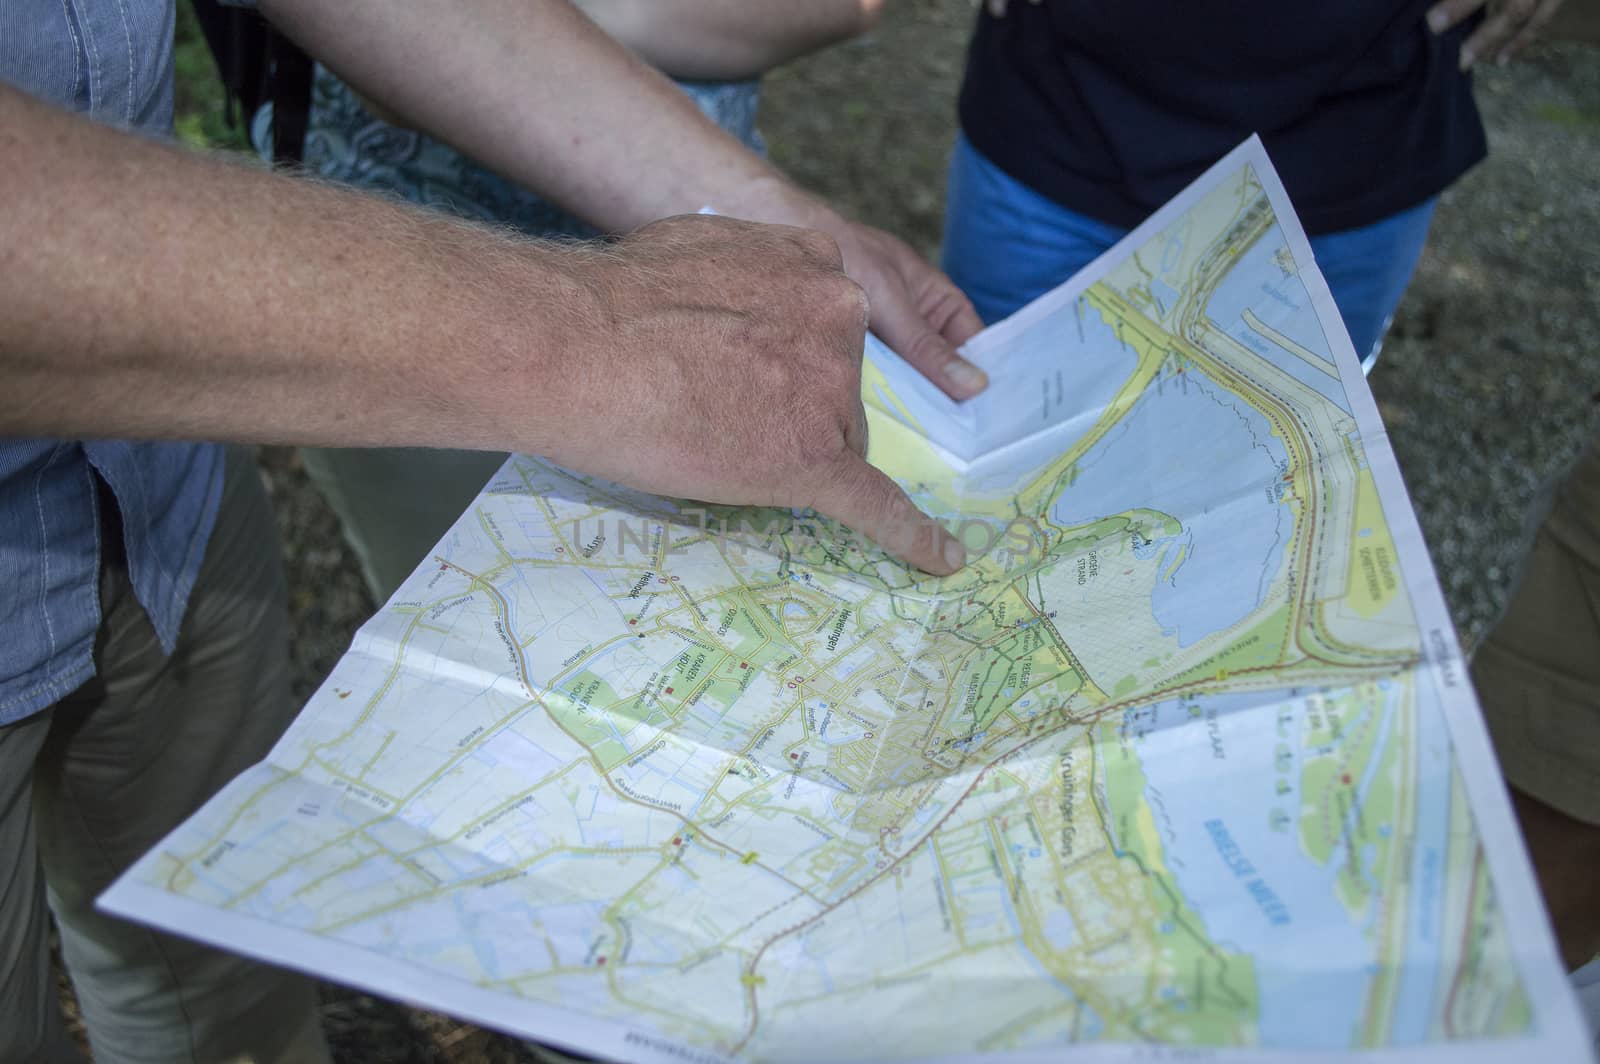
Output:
[
  {"xmin": 269, "ymin": 32, "xmax": 314, "ymax": 164},
  {"xmin": 187, "ymin": 1, "xmax": 315, "ymax": 164}
]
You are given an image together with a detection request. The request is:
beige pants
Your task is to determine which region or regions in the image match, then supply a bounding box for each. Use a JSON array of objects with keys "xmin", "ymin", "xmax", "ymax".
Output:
[
  {"xmin": 0, "ymin": 449, "xmax": 330, "ymax": 1063},
  {"xmin": 300, "ymin": 446, "xmax": 506, "ymax": 604},
  {"xmin": 1476, "ymin": 440, "xmax": 1600, "ymax": 826}
]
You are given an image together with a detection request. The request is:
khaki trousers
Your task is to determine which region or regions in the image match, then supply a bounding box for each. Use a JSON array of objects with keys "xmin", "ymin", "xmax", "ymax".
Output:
[
  {"xmin": 1476, "ymin": 440, "xmax": 1600, "ymax": 826},
  {"xmin": 300, "ymin": 446, "xmax": 505, "ymax": 604},
  {"xmin": 0, "ymin": 449, "xmax": 330, "ymax": 1063}
]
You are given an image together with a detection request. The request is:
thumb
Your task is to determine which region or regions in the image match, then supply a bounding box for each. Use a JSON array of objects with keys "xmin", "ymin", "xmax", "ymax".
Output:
[
  {"xmin": 813, "ymin": 453, "xmax": 967, "ymax": 575},
  {"xmin": 868, "ymin": 277, "xmax": 990, "ymax": 402}
]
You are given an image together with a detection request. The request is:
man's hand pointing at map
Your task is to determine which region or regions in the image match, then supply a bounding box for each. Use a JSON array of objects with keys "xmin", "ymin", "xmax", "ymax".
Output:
[
  {"xmin": 0, "ymin": 91, "xmax": 964, "ymax": 577},
  {"xmin": 539, "ymin": 215, "xmax": 970, "ymax": 576}
]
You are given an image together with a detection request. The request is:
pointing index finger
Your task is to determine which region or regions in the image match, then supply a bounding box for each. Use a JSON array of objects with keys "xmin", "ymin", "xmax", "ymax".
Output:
[{"xmin": 812, "ymin": 453, "xmax": 967, "ymax": 576}]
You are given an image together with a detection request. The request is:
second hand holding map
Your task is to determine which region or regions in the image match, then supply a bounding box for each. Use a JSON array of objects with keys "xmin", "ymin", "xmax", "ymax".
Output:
[{"xmin": 102, "ymin": 139, "xmax": 1592, "ymax": 1062}]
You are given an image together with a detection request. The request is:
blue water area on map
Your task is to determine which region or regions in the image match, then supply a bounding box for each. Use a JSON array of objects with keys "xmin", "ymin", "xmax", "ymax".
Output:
[
  {"xmin": 1149, "ymin": 278, "xmax": 1182, "ymax": 318},
  {"xmin": 1123, "ymin": 678, "xmax": 1437, "ymax": 1049},
  {"xmin": 1049, "ymin": 363, "xmax": 1290, "ymax": 648},
  {"xmin": 1041, "ymin": 909, "xmax": 1076, "ymax": 951},
  {"xmin": 1206, "ymin": 225, "xmax": 1328, "ymax": 358},
  {"xmin": 1203, "ymin": 224, "xmax": 1352, "ymax": 414}
]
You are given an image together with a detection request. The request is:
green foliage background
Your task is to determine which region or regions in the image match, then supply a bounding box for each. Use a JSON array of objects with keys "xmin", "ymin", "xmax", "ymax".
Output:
[{"xmin": 172, "ymin": 0, "xmax": 251, "ymax": 151}]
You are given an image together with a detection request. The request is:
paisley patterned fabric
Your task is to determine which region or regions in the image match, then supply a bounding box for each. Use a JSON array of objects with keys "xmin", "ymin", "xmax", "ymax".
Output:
[{"xmin": 254, "ymin": 64, "xmax": 764, "ymax": 238}]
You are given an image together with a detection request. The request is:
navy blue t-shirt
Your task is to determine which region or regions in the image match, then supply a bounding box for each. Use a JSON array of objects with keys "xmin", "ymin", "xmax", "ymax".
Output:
[{"xmin": 957, "ymin": 2, "xmax": 1487, "ymax": 235}]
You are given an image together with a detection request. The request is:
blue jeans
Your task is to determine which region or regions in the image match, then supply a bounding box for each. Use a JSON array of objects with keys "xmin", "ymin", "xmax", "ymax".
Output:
[{"xmin": 941, "ymin": 133, "xmax": 1437, "ymax": 366}]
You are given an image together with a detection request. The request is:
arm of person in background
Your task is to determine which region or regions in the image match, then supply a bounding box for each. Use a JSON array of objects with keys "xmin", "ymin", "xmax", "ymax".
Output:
[
  {"xmin": 257, "ymin": 0, "xmax": 988, "ymax": 402},
  {"xmin": 0, "ymin": 83, "xmax": 964, "ymax": 574},
  {"xmin": 1426, "ymin": 0, "xmax": 1569, "ymax": 69},
  {"xmin": 575, "ymin": 0, "xmax": 885, "ymax": 82}
]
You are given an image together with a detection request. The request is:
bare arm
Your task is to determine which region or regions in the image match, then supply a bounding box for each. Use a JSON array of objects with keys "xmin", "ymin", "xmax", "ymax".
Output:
[
  {"xmin": 258, "ymin": 0, "xmax": 986, "ymax": 400},
  {"xmin": 574, "ymin": 0, "xmax": 885, "ymax": 81},
  {"xmin": 0, "ymin": 84, "xmax": 964, "ymax": 573},
  {"xmin": 2, "ymin": 83, "xmax": 588, "ymax": 454}
]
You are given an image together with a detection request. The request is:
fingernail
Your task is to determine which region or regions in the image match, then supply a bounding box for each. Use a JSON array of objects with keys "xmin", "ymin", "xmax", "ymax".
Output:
[
  {"xmin": 945, "ymin": 358, "xmax": 989, "ymax": 397},
  {"xmin": 1427, "ymin": 8, "xmax": 1448, "ymax": 32},
  {"xmin": 1459, "ymin": 48, "xmax": 1475, "ymax": 71},
  {"xmin": 942, "ymin": 535, "xmax": 968, "ymax": 573}
]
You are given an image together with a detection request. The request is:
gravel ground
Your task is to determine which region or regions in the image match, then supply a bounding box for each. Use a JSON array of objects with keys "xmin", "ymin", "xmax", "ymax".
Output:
[
  {"xmin": 74, "ymin": 4, "xmax": 1600, "ymax": 1060},
  {"xmin": 1374, "ymin": 42, "xmax": 1600, "ymax": 640}
]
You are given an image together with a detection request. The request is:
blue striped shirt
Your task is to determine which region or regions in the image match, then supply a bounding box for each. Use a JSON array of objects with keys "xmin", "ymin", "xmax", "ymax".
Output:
[{"xmin": 1, "ymin": 0, "xmax": 224, "ymax": 723}]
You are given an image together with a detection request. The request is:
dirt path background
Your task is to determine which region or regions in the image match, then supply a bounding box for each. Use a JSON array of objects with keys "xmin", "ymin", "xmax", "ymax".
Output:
[{"xmin": 168, "ymin": 3, "xmax": 1600, "ymax": 1059}]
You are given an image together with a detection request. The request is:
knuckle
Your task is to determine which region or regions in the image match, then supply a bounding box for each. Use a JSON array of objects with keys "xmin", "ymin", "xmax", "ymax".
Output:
[
  {"xmin": 830, "ymin": 275, "xmax": 871, "ymax": 326},
  {"xmin": 876, "ymin": 494, "xmax": 933, "ymax": 558},
  {"xmin": 835, "ymin": 462, "xmax": 892, "ymax": 519},
  {"xmin": 796, "ymin": 227, "xmax": 844, "ymax": 267},
  {"xmin": 804, "ymin": 272, "xmax": 870, "ymax": 332},
  {"xmin": 900, "ymin": 328, "xmax": 949, "ymax": 372},
  {"xmin": 920, "ymin": 284, "xmax": 969, "ymax": 331},
  {"xmin": 847, "ymin": 278, "xmax": 872, "ymax": 324},
  {"xmin": 792, "ymin": 408, "xmax": 851, "ymax": 471}
]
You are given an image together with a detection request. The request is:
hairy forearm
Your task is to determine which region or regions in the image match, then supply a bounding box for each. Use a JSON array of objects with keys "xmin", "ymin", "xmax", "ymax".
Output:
[
  {"xmin": 258, "ymin": 0, "xmax": 990, "ymax": 405},
  {"xmin": 0, "ymin": 70, "xmax": 973, "ymax": 570},
  {"xmin": 0, "ymin": 83, "xmax": 596, "ymax": 452},
  {"xmin": 260, "ymin": 0, "xmax": 823, "ymax": 234},
  {"xmin": 575, "ymin": 0, "xmax": 884, "ymax": 81}
]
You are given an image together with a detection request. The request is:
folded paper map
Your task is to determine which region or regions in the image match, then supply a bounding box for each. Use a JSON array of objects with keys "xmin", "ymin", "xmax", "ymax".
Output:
[{"xmin": 102, "ymin": 138, "xmax": 1593, "ymax": 1063}]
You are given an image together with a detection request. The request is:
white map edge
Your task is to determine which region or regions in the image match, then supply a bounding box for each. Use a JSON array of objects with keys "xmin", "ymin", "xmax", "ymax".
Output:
[
  {"xmin": 98, "ymin": 135, "xmax": 1595, "ymax": 1063},
  {"xmin": 1222, "ymin": 135, "xmax": 1594, "ymax": 1060}
]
